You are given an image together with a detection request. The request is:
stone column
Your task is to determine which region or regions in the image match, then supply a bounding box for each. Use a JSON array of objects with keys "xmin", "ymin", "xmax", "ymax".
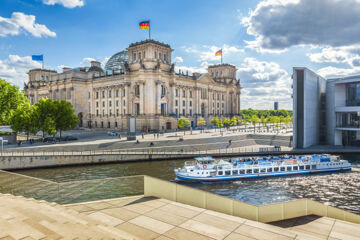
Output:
[{"xmin": 139, "ymin": 83, "xmax": 144, "ymax": 115}]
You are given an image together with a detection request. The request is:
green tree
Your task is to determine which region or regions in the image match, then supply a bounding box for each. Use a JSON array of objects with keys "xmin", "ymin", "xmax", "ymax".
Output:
[
  {"xmin": 223, "ymin": 117, "xmax": 231, "ymax": 129},
  {"xmin": 250, "ymin": 115, "xmax": 259, "ymax": 134},
  {"xmin": 260, "ymin": 116, "xmax": 268, "ymax": 132},
  {"xmin": 177, "ymin": 117, "xmax": 191, "ymax": 135},
  {"xmin": 53, "ymin": 100, "xmax": 78, "ymax": 139},
  {"xmin": 43, "ymin": 117, "xmax": 57, "ymax": 136},
  {"xmin": 0, "ymin": 78, "xmax": 27, "ymax": 125},
  {"xmin": 210, "ymin": 117, "xmax": 219, "ymax": 131},
  {"xmin": 197, "ymin": 117, "xmax": 206, "ymax": 132},
  {"xmin": 33, "ymin": 98, "xmax": 56, "ymax": 138},
  {"xmin": 10, "ymin": 102, "xmax": 38, "ymax": 141},
  {"xmin": 216, "ymin": 118, "xmax": 224, "ymax": 131}
]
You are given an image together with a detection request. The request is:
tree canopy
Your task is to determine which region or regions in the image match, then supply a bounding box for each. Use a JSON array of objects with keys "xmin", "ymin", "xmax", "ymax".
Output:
[{"xmin": 0, "ymin": 78, "xmax": 27, "ymax": 125}]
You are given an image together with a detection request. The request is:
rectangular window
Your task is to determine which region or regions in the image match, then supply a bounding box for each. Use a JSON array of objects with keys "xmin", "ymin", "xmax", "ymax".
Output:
[
  {"xmin": 306, "ymin": 165, "xmax": 310, "ymax": 170},
  {"xmin": 109, "ymin": 101, "xmax": 112, "ymax": 107},
  {"xmin": 274, "ymin": 167, "xmax": 279, "ymax": 172},
  {"xmin": 232, "ymin": 170, "xmax": 238, "ymax": 175},
  {"xmin": 287, "ymin": 167, "xmax": 292, "ymax": 171},
  {"xmin": 267, "ymin": 168, "xmax": 273, "ymax": 172},
  {"xmin": 175, "ymin": 89, "xmax": 178, "ymax": 97},
  {"xmin": 246, "ymin": 169, "xmax": 252, "ymax": 174},
  {"xmin": 161, "ymin": 103, "xmax": 166, "ymax": 116},
  {"xmin": 102, "ymin": 101, "xmax": 105, "ymax": 107},
  {"xmin": 240, "ymin": 170, "xmax": 245, "ymax": 174},
  {"xmin": 102, "ymin": 91, "xmax": 105, "ymax": 98},
  {"xmin": 88, "ymin": 92, "xmax": 91, "ymax": 99},
  {"xmin": 182, "ymin": 109, "xmax": 185, "ymax": 115},
  {"xmin": 135, "ymin": 103, "xmax": 140, "ymax": 115},
  {"xmin": 96, "ymin": 109, "xmax": 99, "ymax": 116},
  {"xmin": 280, "ymin": 167, "xmax": 285, "ymax": 171},
  {"xmin": 108, "ymin": 90, "xmax": 112, "ymax": 97},
  {"xmin": 175, "ymin": 100, "xmax": 178, "ymax": 107},
  {"xmin": 189, "ymin": 101, "xmax": 192, "ymax": 107},
  {"xmin": 175, "ymin": 109, "xmax": 178, "ymax": 115},
  {"xmin": 225, "ymin": 171, "xmax": 231, "ymax": 175},
  {"xmin": 254, "ymin": 168, "xmax": 259, "ymax": 173},
  {"xmin": 116, "ymin": 90, "xmax": 119, "ymax": 97},
  {"xmin": 96, "ymin": 102, "xmax": 99, "ymax": 107},
  {"xmin": 183, "ymin": 101, "xmax": 185, "ymax": 107},
  {"xmin": 123, "ymin": 89, "xmax": 125, "ymax": 97},
  {"xmin": 116, "ymin": 100, "xmax": 119, "ymax": 107},
  {"xmin": 260, "ymin": 168, "xmax": 266, "ymax": 173},
  {"xmin": 189, "ymin": 109, "xmax": 192, "ymax": 116},
  {"xmin": 300, "ymin": 166, "xmax": 304, "ymax": 170},
  {"xmin": 96, "ymin": 92, "xmax": 99, "ymax": 99},
  {"xmin": 183, "ymin": 90, "xmax": 186, "ymax": 97},
  {"xmin": 293, "ymin": 166, "xmax": 298, "ymax": 170},
  {"xmin": 116, "ymin": 109, "xmax": 119, "ymax": 116}
]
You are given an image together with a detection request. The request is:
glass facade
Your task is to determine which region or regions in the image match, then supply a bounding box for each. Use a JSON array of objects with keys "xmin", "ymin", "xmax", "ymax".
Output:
[
  {"xmin": 346, "ymin": 83, "xmax": 360, "ymax": 106},
  {"xmin": 342, "ymin": 130, "xmax": 360, "ymax": 146},
  {"xmin": 336, "ymin": 112, "xmax": 360, "ymax": 128}
]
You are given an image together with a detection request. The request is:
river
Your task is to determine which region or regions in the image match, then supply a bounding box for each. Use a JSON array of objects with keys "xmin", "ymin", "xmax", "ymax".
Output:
[{"xmin": 14, "ymin": 153, "xmax": 360, "ymax": 214}]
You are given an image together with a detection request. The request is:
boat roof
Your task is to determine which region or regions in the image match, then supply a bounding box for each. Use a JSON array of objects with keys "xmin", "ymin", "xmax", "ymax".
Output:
[{"xmin": 195, "ymin": 157, "xmax": 215, "ymax": 161}]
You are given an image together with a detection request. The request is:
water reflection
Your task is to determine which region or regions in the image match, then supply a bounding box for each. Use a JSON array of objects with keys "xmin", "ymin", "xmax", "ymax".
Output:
[{"xmin": 14, "ymin": 157, "xmax": 360, "ymax": 214}]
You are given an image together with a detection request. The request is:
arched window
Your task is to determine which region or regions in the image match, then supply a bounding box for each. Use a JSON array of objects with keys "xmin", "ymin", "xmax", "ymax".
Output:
[
  {"xmin": 161, "ymin": 85, "xmax": 166, "ymax": 97},
  {"xmin": 135, "ymin": 85, "xmax": 140, "ymax": 97}
]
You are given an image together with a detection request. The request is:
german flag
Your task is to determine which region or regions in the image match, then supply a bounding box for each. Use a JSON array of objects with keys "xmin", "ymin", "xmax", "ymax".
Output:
[
  {"xmin": 215, "ymin": 49, "xmax": 222, "ymax": 56},
  {"xmin": 139, "ymin": 21, "xmax": 150, "ymax": 29}
]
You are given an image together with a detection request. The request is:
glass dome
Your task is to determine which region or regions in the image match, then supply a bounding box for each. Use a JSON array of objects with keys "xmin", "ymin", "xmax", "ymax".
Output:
[{"xmin": 105, "ymin": 50, "xmax": 128, "ymax": 72}]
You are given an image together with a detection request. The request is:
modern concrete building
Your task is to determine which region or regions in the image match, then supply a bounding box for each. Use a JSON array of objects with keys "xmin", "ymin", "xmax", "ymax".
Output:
[
  {"xmin": 25, "ymin": 39, "xmax": 241, "ymax": 131},
  {"xmin": 293, "ymin": 67, "xmax": 360, "ymax": 148},
  {"xmin": 274, "ymin": 101, "xmax": 279, "ymax": 110}
]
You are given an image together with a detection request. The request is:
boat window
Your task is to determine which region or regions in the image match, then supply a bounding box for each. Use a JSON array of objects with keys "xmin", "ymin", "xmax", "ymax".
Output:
[
  {"xmin": 311, "ymin": 165, "xmax": 316, "ymax": 169},
  {"xmin": 287, "ymin": 167, "xmax": 292, "ymax": 171},
  {"xmin": 246, "ymin": 169, "xmax": 252, "ymax": 174},
  {"xmin": 280, "ymin": 167, "xmax": 285, "ymax": 171},
  {"xmin": 260, "ymin": 168, "xmax": 266, "ymax": 173},
  {"xmin": 267, "ymin": 168, "xmax": 273, "ymax": 172},
  {"xmin": 274, "ymin": 167, "xmax": 279, "ymax": 172},
  {"xmin": 306, "ymin": 165, "xmax": 310, "ymax": 170},
  {"xmin": 293, "ymin": 166, "xmax": 298, "ymax": 170},
  {"xmin": 225, "ymin": 171, "xmax": 231, "ymax": 175},
  {"xmin": 218, "ymin": 171, "xmax": 223, "ymax": 175},
  {"xmin": 190, "ymin": 170, "xmax": 193, "ymax": 172},
  {"xmin": 300, "ymin": 166, "xmax": 304, "ymax": 170},
  {"xmin": 232, "ymin": 170, "xmax": 238, "ymax": 175},
  {"xmin": 240, "ymin": 170, "xmax": 245, "ymax": 174},
  {"xmin": 254, "ymin": 168, "xmax": 259, "ymax": 173}
]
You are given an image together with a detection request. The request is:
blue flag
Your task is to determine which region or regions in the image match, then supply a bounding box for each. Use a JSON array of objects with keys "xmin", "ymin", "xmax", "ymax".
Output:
[{"xmin": 32, "ymin": 55, "xmax": 43, "ymax": 61}]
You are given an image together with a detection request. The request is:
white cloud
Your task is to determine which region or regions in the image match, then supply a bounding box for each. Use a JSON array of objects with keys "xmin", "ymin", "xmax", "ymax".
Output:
[
  {"xmin": 317, "ymin": 66, "xmax": 360, "ymax": 79},
  {"xmin": 0, "ymin": 55, "xmax": 42, "ymax": 87},
  {"xmin": 0, "ymin": 12, "xmax": 56, "ymax": 38},
  {"xmin": 183, "ymin": 44, "xmax": 243, "ymax": 61},
  {"xmin": 42, "ymin": 0, "xmax": 84, "ymax": 8},
  {"xmin": 174, "ymin": 56, "xmax": 183, "ymax": 63},
  {"xmin": 80, "ymin": 57, "xmax": 96, "ymax": 67},
  {"xmin": 308, "ymin": 45, "xmax": 360, "ymax": 67},
  {"xmin": 238, "ymin": 58, "xmax": 292, "ymax": 109},
  {"xmin": 174, "ymin": 62, "xmax": 208, "ymax": 75},
  {"xmin": 242, "ymin": 0, "xmax": 360, "ymax": 52}
]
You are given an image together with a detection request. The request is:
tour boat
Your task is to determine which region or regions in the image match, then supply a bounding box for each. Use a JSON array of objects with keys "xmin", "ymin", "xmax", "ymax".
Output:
[{"xmin": 174, "ymin": 155, "xmax": 351, "ymax": 182}]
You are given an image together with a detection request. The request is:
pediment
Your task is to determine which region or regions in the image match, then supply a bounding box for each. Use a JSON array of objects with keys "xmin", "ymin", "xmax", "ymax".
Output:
[{"xmin": 197, "ymin": 73, "xmax": 216, "ymax": 84}]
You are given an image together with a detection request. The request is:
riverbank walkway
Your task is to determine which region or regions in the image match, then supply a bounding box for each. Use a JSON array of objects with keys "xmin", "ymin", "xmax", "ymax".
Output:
[{"xmin": 0, "ymin": 193, "xmax": 359, "ymax": 239}]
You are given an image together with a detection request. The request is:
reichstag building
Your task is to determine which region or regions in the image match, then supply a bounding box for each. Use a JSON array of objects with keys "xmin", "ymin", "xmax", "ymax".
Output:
[{"xmin": 25, "ymin": 39, "xmax": 242, "ymax": 131}]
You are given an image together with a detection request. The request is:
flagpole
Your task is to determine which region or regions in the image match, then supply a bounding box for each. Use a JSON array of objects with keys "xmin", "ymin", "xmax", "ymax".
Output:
[{"xmin": 221, "ymin": 49, "xmax": 223, "ymax": 64}]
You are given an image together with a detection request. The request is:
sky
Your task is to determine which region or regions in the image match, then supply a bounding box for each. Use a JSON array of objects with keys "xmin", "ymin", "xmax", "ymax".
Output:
[{"xmin": 2, "ymin": 0, "xmax": 360, "ymax": 110}]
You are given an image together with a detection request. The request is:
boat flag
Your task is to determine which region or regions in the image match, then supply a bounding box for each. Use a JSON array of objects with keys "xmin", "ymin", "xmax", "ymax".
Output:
[
  {"xmin": 32, "ymin": 55, "xmax": 44, "ymax": 68},
  {"xmin": 139, "ymin": 20, "xmax": 151, "ymax": 39}
]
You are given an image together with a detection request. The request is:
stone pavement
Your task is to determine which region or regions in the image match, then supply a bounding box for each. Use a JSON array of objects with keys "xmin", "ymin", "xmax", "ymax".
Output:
[{"xmin": 1, "ymin": 193, "xmax": 359, "ymax": 240}]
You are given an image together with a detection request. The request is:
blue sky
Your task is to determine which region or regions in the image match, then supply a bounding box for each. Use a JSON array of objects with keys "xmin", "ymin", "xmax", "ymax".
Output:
[{"xmin": 2, "ymin": 0, "xmax": 360, "ymax": 110}]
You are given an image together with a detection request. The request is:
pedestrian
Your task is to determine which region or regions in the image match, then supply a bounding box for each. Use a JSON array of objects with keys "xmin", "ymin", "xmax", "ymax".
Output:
[{"xmin": 142, "ymin": 133, "xmax": 144, "ymax": 139}]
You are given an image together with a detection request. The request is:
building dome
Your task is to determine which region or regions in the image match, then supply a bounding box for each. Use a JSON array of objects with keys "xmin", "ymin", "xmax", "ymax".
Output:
[{"xmin": 105, "ymin": 50, "xmax": 128, "ymax": 72}]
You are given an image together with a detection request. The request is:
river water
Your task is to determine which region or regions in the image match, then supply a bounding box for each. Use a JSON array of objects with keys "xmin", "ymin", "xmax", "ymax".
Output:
[{"xmin": 14, "ymin": 154, "xmax": 360, "ymax": 214}]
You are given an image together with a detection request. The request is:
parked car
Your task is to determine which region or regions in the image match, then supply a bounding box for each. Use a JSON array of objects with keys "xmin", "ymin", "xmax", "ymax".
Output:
[
  {"xmin": 63, "ymin": 136, "xmax": 78, "ymax": 141},
  {"xmin": 43, "ymin": 137, "xmax": 58, "ymax": 143},
  {"xmin": 107, "ymin": 131, "xmax": 118, "ymax": 136}
]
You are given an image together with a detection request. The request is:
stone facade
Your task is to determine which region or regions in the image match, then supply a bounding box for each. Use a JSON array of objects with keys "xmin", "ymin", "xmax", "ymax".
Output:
[{"xmin": 25, "ymin": 39, "xmax": 241, "ymax": 131}]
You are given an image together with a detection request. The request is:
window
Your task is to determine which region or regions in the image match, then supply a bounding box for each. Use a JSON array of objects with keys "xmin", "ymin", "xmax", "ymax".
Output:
[
  {"xmin": 133, "ymin": 53, "xmax": 136, "ymax": 61},
  {"xmin": 96, "ymin": 92, "xmax": 99, "ymax": 99},
  {"xmin": 175, "ymin": 100, "xmax": 178, "ymax": 107},
  {"xmin": 155, "ymin": 51, "xmax": 157, "ymax": 58},
  {"xmin": 225, "ymin": 171, "xmax": 231, "ymax": 175},
  {"xmin": 102, "ymin": 110, "xmax": 105, "ymax": 116},
  {"xmin": 293, "ymin": 166, "xmax": 298, "ymax": 170},
  {"xmin": 139, "ymin": 52, "xmax": 141, "ymax": 59},
  {"xmin": 109, "ymin": 109, "xmax": 112, "ymax": 116},
  {"xmin": 306, "ymin": 165, "xmax": 310, "ymax": 170},
  {"xmin": 189, "ymin": 91, "xmax": 192, "ymax": 98},
  {"xmin": 102, "ymin": 91, "xmax": 105, "ymax": 98},
  {"xmin": 182, "ymin": 109, "xmax": 185, "ymax": 115},
  {"xmin": 115, "ymin": 122, "xmax": 118, "ymax": 128},
  {"xmin": 96, "ymin": 102, "xmax": 99, "ymax": 107},
  {"xmin": 135, "ymin": 103, "xmax": 140, "ymax": 115},
  {"xmin": 189, "ymin": 109, "xmax": 192, "ymax": 116},
  {"xmin": 267, "ymin": 168, "xmax": 273, "ymax": 172},
  {"xmin": 108, "ymin": 90, "xmax": 112, "ymax": 98},
  {"xmin": 213, "ymin": 94, "xmax": 215, "ymax": 100},
  {"xmin": 116, "ymin": 100, "xmax": 119, "ymax": 107},
  {"xmin": 183, "ymin": 90, "xmax": 186, "ymax": 97},
  {"xmin": 222, "ymin": 95, "xmax": 224, "ymax": 100},
  {"xmin": 116, "ymin": 109, "xmax": 119, "ymax": 116},
  {"xmin": 175, "ymin": 89, "xmax": 178, "ymax": 97},
  {"xmin": 175, "ymin": 109, "xmax": 178, "ymax": 115},
  {"xmin": 95, "ymin": 121, "xmax": 97, "ymax": 127},
  {"xmin": 101, "ymin": 122, "xmax": 104, "ymax": 128},
  {"xmin": 88, "ymin": 92, "xmax": 91, "ymax": 99},
  {"xmin": 161, "ymin": 85, "xmax": 166, "ymax": 97},
  {"xmin": 300, "ymin": 166, "xmax": 304, "ymax": 170},
  {"xmin": 280, "ymin": 167, "xmax": 285, "ymax": 171},
  {"xmin": 135, "ymin": 85, "xmax": 140, "ymax": 97},
  {"xmin": 287, "ymin": 167, "xmax": 292, "ymax": 171},
  {"xmin": 108, "ymin": 122, "xmax": 110, "ymax": 128},
  {"xmin": 218, "ymin": 171, "xmax": 223, "ymax": 175},
  {"xmin": 96, "ymin": 109, "xmax": 99, "ymax": 116},
  {"xmin": 46, "ymin": 76, "xmax": 49, "ymax": 81},
  {"xmin": 260, "ymin": 168, "xmax": 266, "ymax": 173},
  {"xmin": 161, "ymin": 103, "xmax": 166, "ymax": 116},
  {"xmin": 246, "ymin": 169, "xmax": 252, "ymax": 174},
  {"xmin": 123, "ymin": 100, "xmax": 126, "ymax": 106},
  {"xmin": 123, "ymin": 89, "xmax": 125, "ymax": 97},
  {"xmin": 240, "ymin": 170, "xmax": 245, "ymax": 174},
  {"xmin": 183, "ymin": 101, "xmax": 185, "ymax": 107},
  {"xmin": 116, "ymin": 90, "xmax": 119, "ymax": 97},
  {"xmin": 189, "ymin": 101, "xmax": 192, "ymax": 107},
  {"xmin": 102, "ymin": 102, "xmax": 105, "ymax": 107},
  {"xmin": 217, "ymin": 94, "xmax": 220, "ymax": 100},
  {"xmin": 254, "ymin": 168, "xmax": 259, "ymax": 173},
  {"xmin": 274, "ymin": 167, "xmax": 279, "ymax": 172},
  {"xmin": 109, "ymin": 101, "xmax": 112, "ymax": 107}
]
